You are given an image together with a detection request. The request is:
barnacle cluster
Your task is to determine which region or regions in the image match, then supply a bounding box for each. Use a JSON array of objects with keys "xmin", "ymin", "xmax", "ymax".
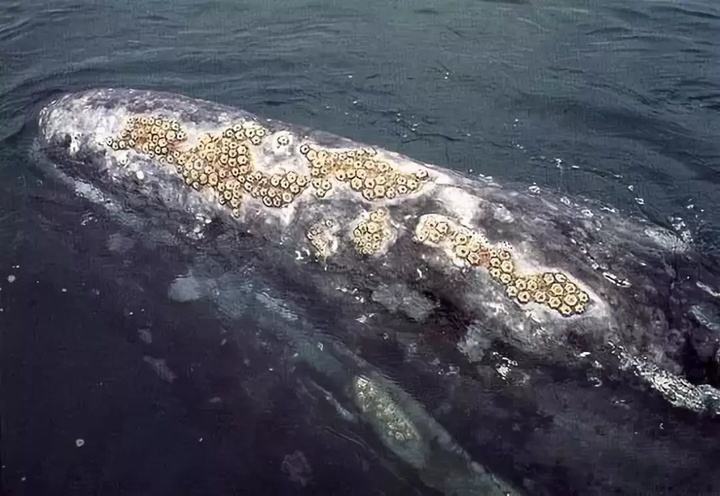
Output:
[
  {"xmin": 305, "ymin": 219, "xmax": 337, "ymax": 258},
  {"xmin": 243, "ymin": 168, "xmax": 309, "ymax": 209},
  {"xmin": 502, "ymin": 271, "xmax": 589, "ymax": 316},
  {"xmin": 415, "ymin": 215, "xmax": 590, "ymax": 316},
  {"xmin": 299, "ymin": 144, "xmax": 430, "ymax": 201},
  {"xmin": 352, "ymin": 209, "xmax": 392, "ymax": 256},
  {"xmin": 106, "ymin": 116, "xmax": 186, "ymax": 156},
  {"xmin": 107, "ymin": 116, "xmax": 310, "ymax": 215},
  {"xmin": 353, "ymin": 376, "xmax": 419, "ymax": 443}
]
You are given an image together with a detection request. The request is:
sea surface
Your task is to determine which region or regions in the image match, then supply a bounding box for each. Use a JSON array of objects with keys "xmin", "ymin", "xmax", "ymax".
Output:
[{"xmin": 1, "ymin": 0, "xmax": 719, "ymax": 495}]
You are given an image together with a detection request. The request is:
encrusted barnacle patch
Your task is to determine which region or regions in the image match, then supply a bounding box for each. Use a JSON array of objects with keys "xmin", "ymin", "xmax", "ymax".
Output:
[
  {"xmin": 106, "ymin": 116, "xmax": 186, "ymax": 155},
  {"xmin": 352, "ymin": 208, "xmax": 393, "ymax": 256},
  {"xmin": 306, "ymin": 219, "xmax": 338, "ymax": 259},
  {"xmin": 107, "ymin": 116, "xmax": 311, "ymax": 216},
  {"xmin": 299, "ymin": 144, "xmax": 430, "ymax": 201},
  {"xmin": 415, "ymin": 214, "xmax": 590, "ymax": 317},
  {"xmin": 353, "ymin": 376, "xmax": 419, "ymax": 443}
]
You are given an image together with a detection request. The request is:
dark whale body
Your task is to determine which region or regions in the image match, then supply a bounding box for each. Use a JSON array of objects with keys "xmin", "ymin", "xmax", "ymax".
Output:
[{"xmin": 36, "ymin": 89, "xmax": 720, "ymax": 495}]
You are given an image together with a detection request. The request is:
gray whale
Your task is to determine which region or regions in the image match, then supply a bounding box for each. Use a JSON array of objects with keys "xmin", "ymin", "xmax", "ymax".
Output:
[{"xmin": 37, "ymin": 88, "xmax": 720, "ymax": 494}]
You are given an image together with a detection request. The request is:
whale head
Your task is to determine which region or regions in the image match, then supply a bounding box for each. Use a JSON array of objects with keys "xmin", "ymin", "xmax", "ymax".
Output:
[{"xmin": 38, "ymin": 89, "xmax": 229, "ymax": 222}]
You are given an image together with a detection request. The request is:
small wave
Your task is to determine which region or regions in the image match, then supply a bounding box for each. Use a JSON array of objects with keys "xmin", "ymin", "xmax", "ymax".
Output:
[{"xmin": 651, "ymin": 5, "xmax": 720, "ymax": 21}]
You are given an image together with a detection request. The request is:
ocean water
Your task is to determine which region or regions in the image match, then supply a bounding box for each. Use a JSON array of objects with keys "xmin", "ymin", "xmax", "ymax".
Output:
[{"xmin": 1, "ymin": 0, "xmax": 719, "ymax": 495}]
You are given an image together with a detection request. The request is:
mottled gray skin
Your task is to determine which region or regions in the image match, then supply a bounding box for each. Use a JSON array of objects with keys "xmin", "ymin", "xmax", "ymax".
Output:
[{"xmin": 37, "ymin": 89, "xmax": 720, "ymax": 493}]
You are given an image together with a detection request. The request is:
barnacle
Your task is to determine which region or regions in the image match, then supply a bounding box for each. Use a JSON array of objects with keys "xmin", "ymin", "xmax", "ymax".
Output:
[
  {"xmin": 517, "ymin": 291, "xmax": 531, "ymax": 304},
  {"xmin": 500, "ymin": 260, "xmax": 514, "ymax": 274},
  {"xmin": 466, "ymin": 251, "xmax": 482, "ymax": 266},
  {"xmin": 563, "ymin": 293, "xmax": 579, "ymax": 307},
  {"xmin": 559, "ymin": 304, "xmax": 573, "ymax": 316},
  {"xmin": 454, "ymin": 244, "xmax": 470, "ymax": 258}
]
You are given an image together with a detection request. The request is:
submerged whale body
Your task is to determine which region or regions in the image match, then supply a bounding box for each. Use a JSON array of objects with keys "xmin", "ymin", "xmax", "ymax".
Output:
[{"xmin": 38, "ymin": 88, "xmax": 720, "ymax": 494}]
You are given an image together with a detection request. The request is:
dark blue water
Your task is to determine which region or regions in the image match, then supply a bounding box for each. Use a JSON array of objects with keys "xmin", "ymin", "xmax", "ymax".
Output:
[{"xmin": 1, "ymin": 1, "xmax": 719, "ymax": 495}]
